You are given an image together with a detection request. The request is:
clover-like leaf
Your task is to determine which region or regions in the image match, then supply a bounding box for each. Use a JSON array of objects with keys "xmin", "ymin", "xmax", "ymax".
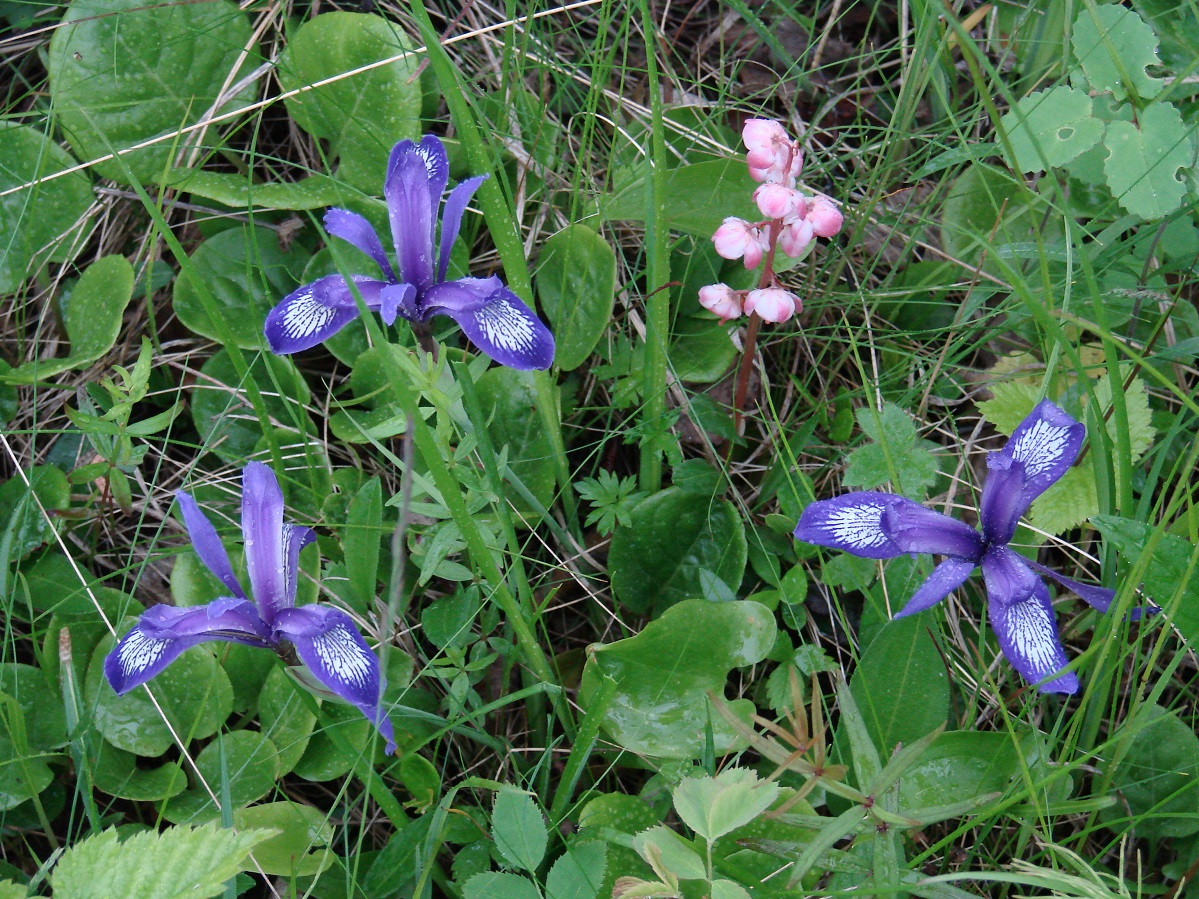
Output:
[
  {"xmin": 1072, "ymin": 4, "xmax": 1164, "ymax": 101},
  {"xmin": 673, "ymin": 768, "xmax": 780, "ymax": 842},
  {"xmin": 1000, "ymin": 85, "xmax": 1103, "ymax": 173}
]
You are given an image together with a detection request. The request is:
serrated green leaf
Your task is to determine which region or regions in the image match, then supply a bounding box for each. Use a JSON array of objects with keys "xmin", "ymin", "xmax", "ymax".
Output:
[
  {"xmin": 277, "ymin": 12, "xmax": 421, "ymax": 192},
  {"xmin": 632, "ymin": 825, "xmax": 707, "ymax": 880},
  {"xmin": 976, "ymin": 380, "xmax": 1042, "ymax": 435},
  {"xmin": 545, "ymin": 842, "xmax": 607, "ymax": 899},
  {"xmin": 464, "ymin": 872, "xmax": 542, "ymax": 899},
  {"xmin": 1000, "ymin": 85, "xmax": 1103, "ymax": 173},
  {"xmin": 673, "ymin": 768, "xmax": 780, "ymax": 842},
  {"xmin": 1029, "ymin": 465, "xmax": 1099, "ymax": 535},
  {"xmin": 1103, "ymin": 102, "xmax": 1192, "ymax": 220},
  {"xmin": 536, "ymin": 224, "xmax": 617, "ymax": 371},
  {"xmin": 0, "ymin": 122, "xmax": 93, "ymax": 292},
  {"xmin": 50, "ymin": 823, "xmax": 274, "ymax": 899},
  {"xmin": 1072, "ymin": 5, "xmax": 1164, "ymax": 101},
  {"xmin": 843, "ymin": 404, "xmax": 939, "ymax": 499},
  {"xmin": 47, "ymin": 0, "xmax": 257, "ymax": 184},
  {"xmin": 492, "ymin": 790, "xmax": 547, "ymax": 872}
]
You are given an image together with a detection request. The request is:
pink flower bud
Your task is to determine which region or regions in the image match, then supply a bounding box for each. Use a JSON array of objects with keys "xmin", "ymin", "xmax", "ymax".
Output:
[
  {"xmin": 779, "ymin": 218, "xmax": 814, "ymax": 258},
  {"xmin": 807, "ymin": 197, "xmax": 844, "ymax": 238},
  {"xmin": 742, "ymin": 118, "xmax": 789, "ymax": 153},
  {"xmin": 744, "ymin": 287, "xmax": 799, "ymax": 324},
  {"xmin": 698, "ymin": 283, "xmax": 743, "ymax": 321},
  {"xmin": 712, "ymin": 217, "xmax": 757, "ymax": 261},
  {"xmin": 753, "ymin": 183, "xmax": 801, "ymax": 219},
  {"xmin": 741, "ymin": 233, "xmax": 766, "ymax": 269}
]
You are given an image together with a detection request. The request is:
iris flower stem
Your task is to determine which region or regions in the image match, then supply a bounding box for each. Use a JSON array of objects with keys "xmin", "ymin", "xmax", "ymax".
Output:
[
  {"xmin": 637, "ymin": 0, "xmax": 672, "ymax": 493},
  {"xmin": 409, "ymin": 0, "xmax": 579, "ymax": 534}
]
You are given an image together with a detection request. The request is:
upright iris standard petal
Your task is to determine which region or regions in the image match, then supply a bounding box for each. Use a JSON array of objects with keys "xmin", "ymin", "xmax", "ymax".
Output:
[
  {"xmin": 264, "ymin": 275, "xmax": 387, "ymax": 354},
  {"xmin": 978, "ymin": 454, "xmax": 1029, "ymax": 546},
  {"xmin": 324, "ymin": 208, "xmax": 394, "ymax": 280},
  {"xmin": 895, "ymin": 558, "xmax": 978, "ymax": 617},
  {"xmin": 385, "ymin": 139, "xmax": 438, "ymax": 289},
  {"xmin": 104, "ymin": 600, "xmax": 269, "ymax": 694},
  {"xmin": 424, "ymin": 280, "xmax": 556, "ymax": 372},
  {"xmin": 438, "ymin": 175, "xmax": 487, "ymax": 281},
  {"xmin": 176, "ymin": 491, "xmax": 246, "ymax": 600},
  {"xmin": 240, "ymin": 462, "xmax": 287, "ymax": 622},
  {"xmin": 274, "ymin": 605, "xmax": 396, "ymax": 753},
  {"xmin": 282, "ymin": 523, "xmax": 317, "ymax": 610},
  {"xmin": 794, "ymin": 492, "xmax": 982, "ymax": 560}
]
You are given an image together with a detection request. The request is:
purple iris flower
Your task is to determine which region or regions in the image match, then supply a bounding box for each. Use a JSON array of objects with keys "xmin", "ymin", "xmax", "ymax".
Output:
[
  {"xmin": 104, "ymin": 462, "xmax": 395, "ymax": 753},
  {"xmin": 264, "ymin": 135, "xmax": 554, "ymax": 371},
  {"xmin": 794, "ymin": 399, "xmax": 1118, "ymax": 694}
]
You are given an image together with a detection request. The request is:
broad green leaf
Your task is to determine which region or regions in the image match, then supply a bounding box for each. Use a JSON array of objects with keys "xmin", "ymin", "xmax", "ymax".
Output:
[
  {"xmin": 277, "ymin": 12, "xmax": 421, "ymax": 192},
  {"xmin": 0, "ymin": 465, "xmax": 69, "ymax": 559},
  {"xmin": 1102, "ymin": 102, "xmax": 1192, "ymax": 219},
  {"xmin": 257, "ymin": 666, "xmax": 316, "ymax": 776},
  {"xmin": 233, "ymin": 802, "xmax": 335, "ymax": 877},
  {"xmin": 0, "ymin": 693, "xmax": 54, "ymax": 811},
  {"xmin": 162, "ymin": 729, "xmax": 281, "ymax": 823},
  {"xmin": 1132, "ymin": 0, "xmax": 1199, "ymax": 70},
  {"xmin": 421, "ymin": 590, "xmax": 480, "ymax": 649},
  {"xmin": 87, "ymin": 629, "xmax": 234, "ymax": 757},
  {"xmin": 292, "ymin": 702, "xmax": 372, "ymax": 782},
  {"xmin": 849, "ymin": 616, "xmax": 949, "ymax": 759},
  {"xmin": 999, "ymin": 85, "xmax": 1103, "ymax": 173},
  {"xmin": 0, "ymin": 122, "xmax": 93, "ymax": 292},
  {"xmin": 47, "ymin": 0, "xmax": 256, "ymax": 184},
  {"xmin": 398, "ymin": 751, "xmax": 439, "ymax": 812},
  {"xmin": 173, "ymin": 224, "xmax": 309, "ymax": 349},
  {"xmin": 897, "ymin": 731, "xmax": 1019, "ymax": 812},
  {"xmin": 632, "ymin": 825, "xmax": 707, "ymax": 879},
  {"xmin": 13, "ymin": 254, "xmax": 134, "ymax": 379},
  {"xmin": 673, "ymin": 768, "xmax": 780, "ymax": 842},
  {"xmin": 167, "ymin": 169, "xmax": 367, "ymax": 211},
  {"xmin": 0, "ymin": 664, "xmax": 66, "ymax": 752},
  {"xmin": 343, "ymin": 477, "xmax": 383, "ymax": 613},
  {"xmin": 0, "ymin": 880, "xmax": 25, "ymax": 899},
  {"xmin": 1071, "ymin": 5, "xmax": 1164, "ymax": 101},
  {"xmin": 49, "ymin": 822, "xmax": 274, "ymax": 899},
  {"xmin": 464, "ymin": 872, "xmax": 541, "ymax": 899},
  {"xmin": 475, "ymin": 367, "xmax": 557, "ymax": 519},
  {"xmin": 579, "ymin": 599, "xmax": 776, "ymax": 758},
  {"xmin": 576, "ymin": 793, "xmax": 661, "ymax": 834},
  {"xmin": 492, "ymin": 790, "xmax": 547, "ymax": 872},
  {"xmin": 546, "ymin": 842, "xmax": 607, "ymax": 899},
  {"xmin": 601, "ymin": 158, "xmax": 759, "ymax": 238},
  {"xmin": 940, "ymin": 166, "xmax": 1051, "ymax": 269},
  {"xmin": 1091, "ymin": 515, "xmax": 1199, "ymax": 641},
  {"xmin": 536, "ymin": 224, "xmax": 617, "ymax": 371},
  {"xmin": 92, "ymin": 742, "xmax": 187, "ymax": 801},
  {"xmin": 190, "ymin": 349, "xmax": 311, "ymax": 464},
  {"xmin": 1101, "ymin": 704, "xmax": 1199, "ymax": 839},
  {"xmin": 668, "ymin": 317, "xmax": 738, "ymax": 383},
  {"xmin": 608, "ymin": 487, "xmax": 746, "ymax": 615}
]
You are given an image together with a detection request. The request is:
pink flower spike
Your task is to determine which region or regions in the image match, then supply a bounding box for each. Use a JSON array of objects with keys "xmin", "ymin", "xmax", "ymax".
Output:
[
  {"xmin": 807, "ymin": 197, "xmax": 844, "ymax": 238},
  {"xmin": 698, "ymin": 283, "xmax": 743, "ymax": 321},
  {"xmin": 754, "ymin": 183, "xmax": 801, "ymax": 219},
  {"xmin": 779, "ymin": 218, "xmax": 814, "ymax": 258},
  {"xmin": 742, "ymin": 118, "xmax": 789, "ymax": 152},
  {"xmin": 712, "ymin": 217, "xmax": 757, "ymax": 261},
  {"xmin": 744, "ymin": 287, "xmax": 799, "ymax": 323}
]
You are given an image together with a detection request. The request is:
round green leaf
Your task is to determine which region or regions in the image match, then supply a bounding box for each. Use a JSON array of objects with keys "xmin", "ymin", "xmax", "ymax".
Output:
[
  {"xmin": 257, "ymin": 666, "xmax": 316, "ymax": 776},
  {"xmin": 999, "ymin": 85, "xmax": 1103, "ymax": 173},
  {"xmin": 668, "ymin": 317, "xmax": 738, "ymax": 383},
  {"xmin": 1103, "ymin": 102, "xmax": 1192, "ymax": 220},
  {"xmin": 47, "ymin": 0, "xmax": 256, "ymax": 184},
  {"xmin": 173, "ymin": 225, "xmax": 309, "ymax": 349},
  {"xmin": 579, "ymin": 599, "xmax": 776, "ymax": 758},
  {"xmin": 161, "ymin": 729, "xmax": 281, "ymax": 824},
  {"xmin": 0, "ymin": 122, "xmax": 93, "ymax": 292},
  {"xmin": 87, "ymin": 627, "xmax": 234, "ymax": 757},
  {"xmin": 0, "ymin": 734, "xmax": 53, "ymax": 812},
  {"xmin": 1072, "ymin": 4, "xmax": 1164, "ymax": 101},
  {"xmin": 277, "ymin": 12, "xmax": 421, "ymax": 192},
  {"xmin": 92, "ymin": 742, "xmax": 187, "ymax": 801},
  {"xmin": 475, "ymin": 368, "xmax": 557, "ymax": 519},
  {"xmin": 536, "ymin": 224, "xmax": 616, "ymax": 371},
  {"xmin": 292, "ymin": 702, "xmax": 371, "ymax": 782},
  {"xmin": 233, "ymin": 802, "xmax": 334, "ymax": 877},
  {"xmin": 0, "ymin": 664, "xmax": 66, "ymax": 752},
  {"xmin": 608, "ymin": 486, "xmax": 746, "ymax": 615},
  {"xmin": 190, "ymin": 349, "xmax": 311, "ymax": 464},
  {"xmin": 1102, "ymin": 704, "xmax": 1199, "ymax": 840}
]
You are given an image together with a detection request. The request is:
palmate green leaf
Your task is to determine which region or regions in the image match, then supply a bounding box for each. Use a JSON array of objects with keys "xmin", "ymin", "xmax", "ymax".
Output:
[
  {"xmin": 49, "ymin": 822, "xmax": 275, "ymax": 899},
  {"xmin": 492, "ymin": 790, "xmax": 547, "ymax": 872},
  {"xmin": 536, "ymin": 224, "xmax": 617, "ymax": 371},
  {"xmin": 999, "ymin": 85, "xmax": 1103, "ymax": 173},
  {"xmin": 47, "ymin": 0, "xmax": 256, "ymax": 184},
  {"xmin": 1071, "ymin": 4, "xmax": 1164, "ymax": 101},
  {"xmin": 0, "ymin": 122, "xmax": 93, "ymax": 293},
  {"xmin": 843, "ymin": 403, "xmax": 940, "ymax": 499},
  {"xmin": 608, "ymin": 486, "xmax": 746, "ymax": 615},
  {"xmin": 1102, "ymin": 102, "xmax": 1192, "ymax": 220},
  {"xmin": 12, "ymin": 254, "xmax": 133, "ymax": 380},
  {"xmin": 578, "ymin": 599, "xmax": 776, "ymax": 758},
  {"xmin": 173, "ymin": 225, "xmax": 310, "ymax": 349},
  {"xmin": 277, "ymin": 12, "xmax": 421, "ymax": 193}
]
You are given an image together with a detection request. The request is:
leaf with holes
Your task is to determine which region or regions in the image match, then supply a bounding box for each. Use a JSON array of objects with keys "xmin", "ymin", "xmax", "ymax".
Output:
[
  {"xmin": 999, "ymin": 85, "xmax": 1103, "ymax": 173},
  {"xmin": 1102, "ymin": 102, "xmax": 1192, "ymax": 220},
  {"xmin": 1071, "ymin": 5, "xmax": 1164, "ymax": 101}
]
